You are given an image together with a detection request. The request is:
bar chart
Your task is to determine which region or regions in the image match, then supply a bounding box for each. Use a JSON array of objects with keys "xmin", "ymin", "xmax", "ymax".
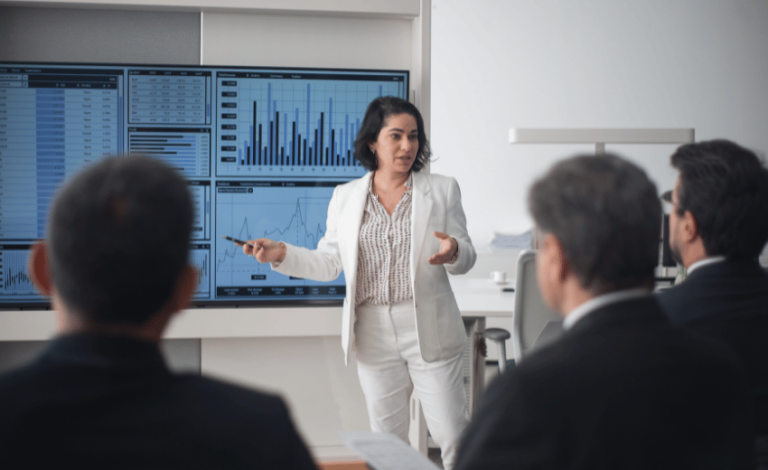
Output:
[
  {"xmin": 128, "ymin": 127, "xmax": 211, "ymax": 177},
  {"xmin": 216, "ymin": 71, "xmax": 406, "ymax": 177}
]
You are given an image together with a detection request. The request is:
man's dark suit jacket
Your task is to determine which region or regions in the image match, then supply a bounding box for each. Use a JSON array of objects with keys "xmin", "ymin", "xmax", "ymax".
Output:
[
  {"xmin": 455, "ymin": 297, "xmax": 753, "ymax": 470},
  {"xmin": 657, "ymin": 260, "xmax": 768, "ymax": 435},
  {"xmin": 0, "ymin": 333, "xmax": 317, "ymax": 469}
]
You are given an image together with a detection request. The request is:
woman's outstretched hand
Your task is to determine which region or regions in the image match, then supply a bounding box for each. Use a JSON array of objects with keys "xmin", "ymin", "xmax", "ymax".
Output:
[
  {"xmin": 428, "ymin": 231, "xmax": 458, "ymax": 265},
  {"xmin": 239, "ymin": 238, "xmax": 287, "ymax": 264}
]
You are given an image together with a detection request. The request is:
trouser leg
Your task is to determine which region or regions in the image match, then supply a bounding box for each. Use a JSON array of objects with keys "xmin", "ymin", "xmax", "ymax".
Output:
[
  {"xmin": 406, "ymin": 351, "xmax": 468, "ymax": 470},
  {"xmin": 355, "ymin": 303, "xmax": 413, "ymax": 442},
  {"xmin": 388, "ymin": 302, "xmax": 469, "ymax": 470},
  {"xmin": 354, "ymin": 301, "xmax": 469, "ymax": 470}
]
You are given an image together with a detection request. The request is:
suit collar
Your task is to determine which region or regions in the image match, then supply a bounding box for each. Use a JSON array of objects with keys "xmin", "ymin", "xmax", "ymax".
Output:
[
  {"xmin": 564, "ymin": 289, "xmax": 650, "ymax": 330},
  {"xmin": 43, "ymin": 333, "xmax": 169, "ymax": 373},
  {"xmin": 687, "ymin": 256, "xmax": 726, "ymax": 275},
  {"xmin": 685, "ymin": 258, "xmax": 767, "ymax": 281},
  {"xmin": 566, "ymin": 296, "xmax": 668, "ymax": 337}
]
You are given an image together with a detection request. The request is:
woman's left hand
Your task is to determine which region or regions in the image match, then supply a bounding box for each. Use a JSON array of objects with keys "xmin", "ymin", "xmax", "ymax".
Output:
[{"xmin": 428, "ymin": 231, "xmax": 458, "ymax": 265}]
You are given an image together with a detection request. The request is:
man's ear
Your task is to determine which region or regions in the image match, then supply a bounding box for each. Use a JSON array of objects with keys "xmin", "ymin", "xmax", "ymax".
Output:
[
  {"xmin": 540, "ymin": 233, "xmax": 569, "ymax": 284},
  {"xmin": 541, "ymin": 233, "xmax": 568, "ymax": 282},
  {"xmin": 681, "ymin": 210, "xmax": 700, "ymax": 243},
  {"xmin": 168, "ymin": 265, "xmax": 197, "ymax": 314},
  {"xmin": 28, "ymin": 242, "xmax": 54, "ymax": 296}
]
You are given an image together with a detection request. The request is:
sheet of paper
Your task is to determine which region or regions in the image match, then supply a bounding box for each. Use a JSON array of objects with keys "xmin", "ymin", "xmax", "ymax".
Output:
[
  {"xmin": 340, "ymin": 432, "xmax": 441, "ymax": 470},
  {"xmin": 491, "ymin": 229, "xmax": 533, "ymax": 250}
]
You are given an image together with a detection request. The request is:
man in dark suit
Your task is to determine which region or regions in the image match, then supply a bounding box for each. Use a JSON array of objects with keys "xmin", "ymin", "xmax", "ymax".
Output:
[
  {"xmin": 456, "ymin": 154, "xmax": 753, "ymax": 470},
  {"xmin": 0, "ymin": 157, "xmax": 317, "ymax": 469},
  {"xmin": 656, "ymin": 139, "xmax": 768, "ymax": 466}
]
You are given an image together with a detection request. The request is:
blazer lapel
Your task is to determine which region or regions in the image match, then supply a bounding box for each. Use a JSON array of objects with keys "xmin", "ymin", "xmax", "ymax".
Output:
[
  {"xmin": 339, "ymin": 172, "xmax": 372, "ymax": 284},
  {"xmin": 411, "ymin": 171, "xmax": 433, "ymax": 279}
]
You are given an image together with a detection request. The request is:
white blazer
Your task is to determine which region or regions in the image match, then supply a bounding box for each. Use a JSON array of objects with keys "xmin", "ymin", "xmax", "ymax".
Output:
[{"xmin": 274, "ymin": 170, "xmax": 476, "ymax": 364}]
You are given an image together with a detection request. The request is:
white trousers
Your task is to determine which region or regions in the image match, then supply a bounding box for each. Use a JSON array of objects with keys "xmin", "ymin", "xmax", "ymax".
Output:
[{"xmin": 354, "ymin": 301, "xmax": 469, "ymax": 470}]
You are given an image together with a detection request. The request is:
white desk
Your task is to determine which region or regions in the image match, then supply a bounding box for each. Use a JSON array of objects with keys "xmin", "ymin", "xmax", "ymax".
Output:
[{"xmin": 450, "ymin": 277, "xmax": 515, "ymax": 318}]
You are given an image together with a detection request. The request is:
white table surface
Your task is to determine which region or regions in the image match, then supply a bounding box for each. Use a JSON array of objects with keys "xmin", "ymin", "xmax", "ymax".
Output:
[{"xmin": 450, "ymin": 276, "xmax": 515, "ymax": 318}]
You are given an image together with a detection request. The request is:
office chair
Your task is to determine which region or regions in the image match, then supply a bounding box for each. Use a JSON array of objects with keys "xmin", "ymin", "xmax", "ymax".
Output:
[
  {"xmin": 485, "ymin": 250, "xmax": 564, "ymax": 373},
  {"xmin": 512, "ymin": 250, "xmax": 564, "ymax": 362}
]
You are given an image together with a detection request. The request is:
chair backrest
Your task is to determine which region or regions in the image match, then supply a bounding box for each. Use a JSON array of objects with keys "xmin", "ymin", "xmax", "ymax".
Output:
[{"xmin": 511, "ymin": 250, "xmax": 563, "ymax": 362}]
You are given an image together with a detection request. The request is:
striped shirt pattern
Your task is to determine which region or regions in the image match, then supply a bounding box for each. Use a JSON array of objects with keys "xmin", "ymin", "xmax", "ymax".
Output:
[{"xmin": 355, "ymin": 176, "xmax": 414, "ymax": 306}]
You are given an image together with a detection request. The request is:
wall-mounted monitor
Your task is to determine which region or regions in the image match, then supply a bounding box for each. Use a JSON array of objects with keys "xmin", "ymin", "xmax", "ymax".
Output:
[{"xmin": 0, "ymin": 62, "xmax": 409, "ymax": 308}]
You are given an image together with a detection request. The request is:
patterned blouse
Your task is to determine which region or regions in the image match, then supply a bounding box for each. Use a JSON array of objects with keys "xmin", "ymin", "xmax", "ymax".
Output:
[{"xmin": 354, "ymin": 175, "xmax": 414, "ymax": 306}]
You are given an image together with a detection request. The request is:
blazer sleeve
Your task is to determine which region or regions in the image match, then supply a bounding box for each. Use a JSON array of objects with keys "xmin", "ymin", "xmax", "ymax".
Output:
[
  {"xmin": 443, "ymin": 177, "xmax": 476, "ymax": 275},
  {"xmin": 272, "ymin": 185, "xmax": 344, "ymax": 282}
]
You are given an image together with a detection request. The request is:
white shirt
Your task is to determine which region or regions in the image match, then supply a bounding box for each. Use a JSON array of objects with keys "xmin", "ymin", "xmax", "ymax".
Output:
[
  {"xmin": 686, "ymin": 256, "xmax": 726, "ymax": 275},
  {"xmin": 563, "ymin": 288, "xmax": 651, "ymax": 330}
]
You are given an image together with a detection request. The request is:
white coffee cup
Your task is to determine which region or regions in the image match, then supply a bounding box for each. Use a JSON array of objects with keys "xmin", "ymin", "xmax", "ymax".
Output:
[{"xmin": 490, "ymin": 271, "xmax": 507, "ymax": 284}]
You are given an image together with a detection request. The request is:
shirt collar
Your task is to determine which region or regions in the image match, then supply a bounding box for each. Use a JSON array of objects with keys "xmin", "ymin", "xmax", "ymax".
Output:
[
  {"xmin": 563, "ymin": 288, "xmax": 651, "ymax": 330},
  {"xmin": 687, "ymin": 256, "xmax": 726, "ymax": 275}
]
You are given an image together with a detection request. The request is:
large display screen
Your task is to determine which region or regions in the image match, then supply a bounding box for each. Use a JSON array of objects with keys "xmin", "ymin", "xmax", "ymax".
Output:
[{"xmin": 0, "ymin": 62, "xmax": 409, "ymax": 308}]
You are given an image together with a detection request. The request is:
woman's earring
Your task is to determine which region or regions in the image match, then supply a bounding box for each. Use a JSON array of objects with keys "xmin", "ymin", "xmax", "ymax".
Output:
[{"xmin": 371, "ymin": 148, "xmax": 376, "ymax": 156}]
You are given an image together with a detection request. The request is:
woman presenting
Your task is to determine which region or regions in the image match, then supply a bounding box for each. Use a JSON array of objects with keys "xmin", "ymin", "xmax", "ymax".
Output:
[{"xmin": 241, "ymin": 96, "xmax": 475, "ymax": 469}]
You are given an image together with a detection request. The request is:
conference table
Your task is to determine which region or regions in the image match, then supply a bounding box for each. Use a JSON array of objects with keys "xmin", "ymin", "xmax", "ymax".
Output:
[{"xmin": 450, "ymin": 276, "xmax": 515, "ymax": 319}]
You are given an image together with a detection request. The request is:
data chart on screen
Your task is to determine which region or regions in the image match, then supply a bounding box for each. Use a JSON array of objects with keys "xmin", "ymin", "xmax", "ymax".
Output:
[
  {"xmin": 128, "ymin": 127, "xmax": 211, "ymax": 177},
  {"xmin": 215, "ymin": 70, "xmax": 406, "ymax": 178},
  {"xmin": 214, "ymin": 180, "xmax": 346, "ymax": 300},
  {"xmin": 190, "ymin": 244, "xmax": 211, "ymax": 299},
  {"xmin": 189, "ymin": 181, "xmax": 211, "ymax": 241},
  {"xmin": 0, "ymin": 68, "xmax": 122, "ymax": 241},
  {"xmin": 0, "ymin": 245, "xmax": 41, "ymax": 302},
  {"xmin": 127, "ymin": 70, "xmax": 211, "ymax": 125},
  {"xmin": 0, "ymin": 62, "xmax": 408, "ymax": 308}
]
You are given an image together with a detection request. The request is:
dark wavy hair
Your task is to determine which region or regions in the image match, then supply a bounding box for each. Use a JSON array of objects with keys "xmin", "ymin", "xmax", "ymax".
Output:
[
  {"xmin": 671, "ymin": 139, "xmax": 768, "ymax": 260},
  {"xmin": 353, "ymin": 96, "xmax": 431, "ymax": 171}
]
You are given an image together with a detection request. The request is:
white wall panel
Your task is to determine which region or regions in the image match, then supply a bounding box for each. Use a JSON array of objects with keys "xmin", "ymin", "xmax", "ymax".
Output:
[
  {"xmin": 202, "ymin": 12, "xmax": 412, "ymax": 71},
  {"xmin": 0, "ymin": 6, "xmax": 199, "ymax": 64},
  {"xmin": 430, "ymin": 0, "xmax": 768, "ymax": 245}
]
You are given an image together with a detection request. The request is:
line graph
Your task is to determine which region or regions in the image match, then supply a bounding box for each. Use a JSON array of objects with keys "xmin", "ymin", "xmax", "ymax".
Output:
[
  {"xmin": 214, "ymin": 180, "xmax": 347, "ymax": 299},
  {"xmin": 0, "ymin": 246, "xmax": 40, "ymax": 301},
  {"xmin": 190, "ymin": 245, "xmax": 210, "ymax": 299}
]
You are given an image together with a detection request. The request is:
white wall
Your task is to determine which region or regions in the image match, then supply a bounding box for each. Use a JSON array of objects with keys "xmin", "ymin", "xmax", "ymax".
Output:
[
  {"xmin": 202, "ymin": 13, "xmax": 412, "ymax": 70},
  {"xmin": 0, "ymin": 7, "xmax": 200, "ymax": 64},
  {"xmin": 431, "ymin": 0, "xmax": 768, "ymax": 246}
]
